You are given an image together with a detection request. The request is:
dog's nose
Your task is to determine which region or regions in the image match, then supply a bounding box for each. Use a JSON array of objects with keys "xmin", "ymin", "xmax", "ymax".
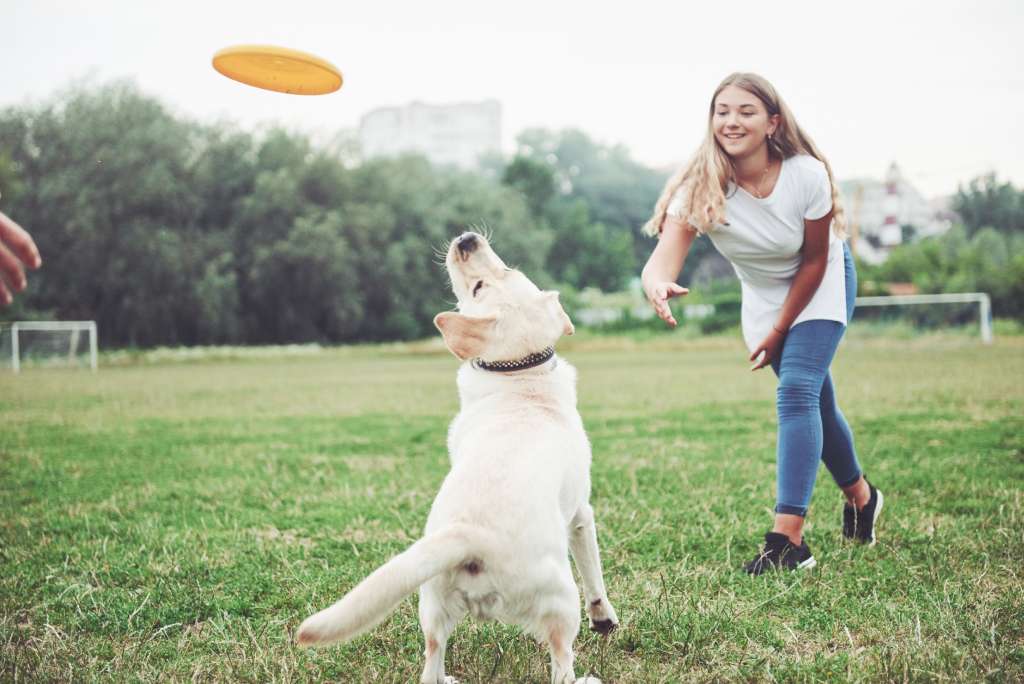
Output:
[{"xmin": 457, "ymin": 233, "xmax": 478, "ymax": 256}]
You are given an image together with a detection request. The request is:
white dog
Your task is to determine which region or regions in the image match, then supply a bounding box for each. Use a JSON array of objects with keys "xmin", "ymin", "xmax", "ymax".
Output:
[{"xmin": 297, "ymin": 232, "xmax": 618, "ymax": 684}]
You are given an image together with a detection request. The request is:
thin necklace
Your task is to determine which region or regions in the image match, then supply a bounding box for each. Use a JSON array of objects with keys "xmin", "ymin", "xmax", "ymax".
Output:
[{"xmin": 748, "ymin": 158, "xmax": 774, "ymax": 199}]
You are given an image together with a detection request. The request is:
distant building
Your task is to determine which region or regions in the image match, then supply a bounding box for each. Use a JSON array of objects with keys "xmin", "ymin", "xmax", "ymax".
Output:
[
  {"xmin": 840, "ymin": 163, "xmax": 953, "ymax": 264},
  {"xmin": 359, "ymin": 100, "xmax": 502, "ymax": 170}
]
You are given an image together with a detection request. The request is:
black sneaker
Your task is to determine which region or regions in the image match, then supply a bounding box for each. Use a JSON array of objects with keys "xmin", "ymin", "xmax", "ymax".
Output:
[
  {"xmin": 843, "ymin": 480, "xmax": 884, "ymax": 545},
  {"xmin": 743, "ymin": 532, "xmax": 817, "ymax": 575}
]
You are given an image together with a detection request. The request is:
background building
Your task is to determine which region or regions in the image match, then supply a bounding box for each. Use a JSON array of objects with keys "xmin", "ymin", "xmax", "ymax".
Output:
[
  {"xmin": 359, "ymin": 100, "xmax": 502, "ymax": 170},
  {"xmin": 840, "ymin": 163, "xmax": 953, "ymax": 264}
]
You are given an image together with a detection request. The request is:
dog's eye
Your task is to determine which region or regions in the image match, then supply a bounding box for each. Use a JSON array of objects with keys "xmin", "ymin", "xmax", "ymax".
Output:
[{"xmin": 472, "ymin": 281, "xmax": 484, "ymax": 297}]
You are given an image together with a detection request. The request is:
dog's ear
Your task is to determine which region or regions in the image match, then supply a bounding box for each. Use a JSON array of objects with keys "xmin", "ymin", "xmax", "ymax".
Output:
[
  {"xmin": 542, "ymin": 291, "xmax": 575, "ymax": 336},
  {"xmin": 434, "ymin": 312, "xmax": 498, "ymax": 360}
]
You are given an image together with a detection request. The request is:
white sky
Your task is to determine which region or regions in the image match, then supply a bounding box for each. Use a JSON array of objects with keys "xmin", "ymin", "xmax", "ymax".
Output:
[{"xmin": 6, "ymin": 0, "xmax": 1024, "ymax": 197}]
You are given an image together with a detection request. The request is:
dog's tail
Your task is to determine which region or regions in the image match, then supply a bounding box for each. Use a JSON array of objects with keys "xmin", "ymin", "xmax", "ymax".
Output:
[{"xmin": 296, "ymin": 523, "xmax": 492, "ymax": 647}]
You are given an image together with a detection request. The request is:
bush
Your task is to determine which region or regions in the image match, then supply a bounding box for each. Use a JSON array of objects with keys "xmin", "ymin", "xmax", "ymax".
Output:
[{"xmin": 860, "ymin": 226, "xmax": 1024, "ymax": 322}]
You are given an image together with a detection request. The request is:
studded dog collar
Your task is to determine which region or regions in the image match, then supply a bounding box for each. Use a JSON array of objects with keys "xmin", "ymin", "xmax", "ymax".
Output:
[{"xmin": 472, "ymin": 346, "xmax": 556, "ymax": 373}]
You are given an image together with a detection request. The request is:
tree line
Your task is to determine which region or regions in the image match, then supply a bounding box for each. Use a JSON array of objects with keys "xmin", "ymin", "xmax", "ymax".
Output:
[
  {"xmin": 1, "ymin": 82, "xmax": 1021, "ymax": 348},
  {"xmin": 0, "ymin": 82, "xmax": 664, "ymax": 347}
]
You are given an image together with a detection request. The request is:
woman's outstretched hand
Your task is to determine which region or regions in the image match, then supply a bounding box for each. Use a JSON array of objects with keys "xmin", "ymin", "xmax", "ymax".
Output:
[
  {"xmin": 0, "ymin": 211, "xmax": 41, "ymax": 306},
  {"xmin": 644, "ymin": 281, "xmax": 689, "ymax": 327}
]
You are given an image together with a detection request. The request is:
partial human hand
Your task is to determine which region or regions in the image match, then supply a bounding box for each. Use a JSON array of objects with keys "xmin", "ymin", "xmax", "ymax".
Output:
[
  {"xmin": 749, "ymin": 327, "xmax": 786, "ymax": 371},
  {"xmin": 644, "ymin": 281, "xmax": 689, "ymax": 327},
  {"xmin": 0, "ymin": 211, "xmax": 42, "ymax": 306}
]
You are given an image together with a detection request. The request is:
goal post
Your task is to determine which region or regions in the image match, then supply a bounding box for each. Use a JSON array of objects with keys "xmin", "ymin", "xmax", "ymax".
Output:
[
  {"xmin": 7, "ymin": 321, "xmax": 98, "ymax": 372},
  {"xmin": 854, "ymin": 292, "xmax": 993, "ymax": 343}
]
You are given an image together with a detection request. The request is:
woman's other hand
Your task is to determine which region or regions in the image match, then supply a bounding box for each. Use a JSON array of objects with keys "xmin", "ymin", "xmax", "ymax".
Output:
[{"xmin": 749, "ymin": 327, "xmax": 786, "ymax": 371}]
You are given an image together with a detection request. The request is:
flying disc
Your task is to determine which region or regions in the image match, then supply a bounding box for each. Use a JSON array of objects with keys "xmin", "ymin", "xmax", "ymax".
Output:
[{"xmin": 212, "ymin": 45, "xmax": 343, "ymax": 95}]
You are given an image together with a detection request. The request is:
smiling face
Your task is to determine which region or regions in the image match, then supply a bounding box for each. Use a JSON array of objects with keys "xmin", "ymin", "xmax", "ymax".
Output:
[
  {"xmin": 435, "ymin": 232, "xmax": 573, "ymax": 362},
  {"xmin": 712, "ymin": 85, "xmax": 779, "ymax": 161}
]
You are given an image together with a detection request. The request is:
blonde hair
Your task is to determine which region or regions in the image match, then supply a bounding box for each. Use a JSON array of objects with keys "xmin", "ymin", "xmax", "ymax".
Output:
[{"xmin": 642, "ymin": 72, "xmax": 846, "ymax": 238}]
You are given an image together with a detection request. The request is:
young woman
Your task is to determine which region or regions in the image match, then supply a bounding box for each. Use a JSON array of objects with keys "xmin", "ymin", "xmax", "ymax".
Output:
[{"xmin": 640, "ymin": 73, "xmax": 882, "ymax": 574}]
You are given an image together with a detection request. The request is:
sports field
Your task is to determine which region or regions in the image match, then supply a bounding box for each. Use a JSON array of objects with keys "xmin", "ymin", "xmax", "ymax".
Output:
[{"xmin": 2, "ymin": 332, "xmax": 1022, "ymax": 682}]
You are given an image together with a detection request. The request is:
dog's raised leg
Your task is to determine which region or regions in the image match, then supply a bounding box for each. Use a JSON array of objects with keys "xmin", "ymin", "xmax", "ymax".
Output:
[
  {"xmin": 418, "ymin": 581, "xmax": 464, "ymax": 684},
  {"xmin": 569, "ymin": 504, "xmax": 619, "ymax": 634}
]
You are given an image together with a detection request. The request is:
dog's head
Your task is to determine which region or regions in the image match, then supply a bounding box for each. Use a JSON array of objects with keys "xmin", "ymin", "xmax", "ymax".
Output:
[{"xmin": 434, "ymin": 232, "xmax": 574, "ymax": 362}]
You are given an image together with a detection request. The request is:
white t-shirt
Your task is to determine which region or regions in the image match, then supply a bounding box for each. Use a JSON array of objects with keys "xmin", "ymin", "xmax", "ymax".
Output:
[{"xmin": 667, "ymin": 154, "xmax": 846, "ymax": 352}]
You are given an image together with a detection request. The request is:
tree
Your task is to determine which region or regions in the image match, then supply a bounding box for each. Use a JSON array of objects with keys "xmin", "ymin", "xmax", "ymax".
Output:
[
  {"xmin": 514, "ymin": 128, "xmax": 665, "ymax": 232},
  {"xmin": 872, "ymin": 226, "xmax": 1024, "ymax": 320},
  {"xmin": 953, "ymin": 174, "xmax": 1024, "ymax": 237},
  {"xmin": 0, "ymin": 81, "xmax": 206, "ymax": 346},
  {"xmin": 502, "ymin": 156, "xmax": 556, "ymax": 218},
  {"xmin": 543, "ymin": 199, "xmax": 634, "ymax": 292},
  {"xmin": 512, "ymin": 128, "xmax": 678, "ymax": 283},
  {"xmin": 1, "ymin": 82, "xmax": 709, "ymax": 347},
  {"xmin": 249, "ymin": 212, "xmax": 364, "ymax": 343}
]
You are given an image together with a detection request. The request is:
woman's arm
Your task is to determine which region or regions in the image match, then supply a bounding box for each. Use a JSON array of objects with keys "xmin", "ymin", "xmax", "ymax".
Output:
[
  {"xmin": 776, "ymin": 209, "xmax": 833, "ymax": 330},
  {"xmin": 641, "ymin": 217, "xmax": 696, "ymax": 327},
  {"xmin": 749, "ymin": 209, "xmax": 834, "ymax": 369}
]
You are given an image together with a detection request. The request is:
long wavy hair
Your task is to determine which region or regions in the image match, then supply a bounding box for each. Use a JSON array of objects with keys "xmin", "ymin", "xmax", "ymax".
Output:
[{"xmin": 642, "ymin": 72, "xmax": 846, "ymax": 238}]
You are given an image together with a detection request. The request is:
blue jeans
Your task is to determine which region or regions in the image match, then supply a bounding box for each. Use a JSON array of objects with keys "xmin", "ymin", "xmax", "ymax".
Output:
[{"xmin": 770, "ymin": 242, "xmax": 861, "ymax": 517}]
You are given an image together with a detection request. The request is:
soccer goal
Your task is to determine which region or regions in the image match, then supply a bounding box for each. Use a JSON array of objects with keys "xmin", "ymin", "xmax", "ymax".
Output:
[
  {"xmin": 3, "ymin": 321, "xmax": 98, "ymax": 372},
  {"xmin": 853, "ymin": 293, "xmax": 993, "ymax": 343}
]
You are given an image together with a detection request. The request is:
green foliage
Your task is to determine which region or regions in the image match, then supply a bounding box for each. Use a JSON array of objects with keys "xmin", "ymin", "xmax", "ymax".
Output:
[
  {"xmin": 542, "ymin": 199, "xmax": 635, "ymax": 292},
  {"xmin": 862, "ymin": 226, "xmax": 1024, "ymax": 320},
  {"xmin": 953, "ymin": 173, "xmax": 1024, "ymax": 237},
  {"xmin": 249, "ymin": 212, "xmax": 364, "ymax": 343},
  {"xmin": 501, "ymin": 155, "xmax": 555, "ymax": 217},
  {"xmin": 0, "ymin": 83, "xmax": 700, "ymax": 348},
  {"xmin": 499, "ymin": 129, "xmax": 679, "ymax": 293},
  {"xmin": 516, "ymin": 128, "xmax": 663, "ymax": 235},
  {"xmin": 695, "ymin": 287, "xmax": 743, "ymax": 334},
  {"xmin": 512, "ymin": 129, "xmax": 673, "ymax": 283},
  {"xmin": 29, "ymin": 82, "xmax": 1008, "ymax": 343},
  {"xmin": 0, "ymin": 82, "xmax": 205, "ymax": 346},
  {"xmin": 0, "ymin": 83, "xmax": 556, "ymax": 347}
]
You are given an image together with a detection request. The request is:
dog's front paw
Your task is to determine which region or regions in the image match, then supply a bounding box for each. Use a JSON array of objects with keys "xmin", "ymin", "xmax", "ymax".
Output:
[
  {"xmin": 587, "ymin": 597, "xmax": 619, "ymax": 635},
  {"xmin": 574, "ymin": 677, "xmax": 602, "ymax": 684}
]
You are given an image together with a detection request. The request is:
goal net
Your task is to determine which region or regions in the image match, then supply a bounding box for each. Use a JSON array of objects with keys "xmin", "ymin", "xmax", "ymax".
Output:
[
  {"xmin": 853, "ymin": 293, "xmax": 993, "ymax": 343},
  {"xmin": 0, "ymin": 321, "xmax": 98, "ymax": 372}
]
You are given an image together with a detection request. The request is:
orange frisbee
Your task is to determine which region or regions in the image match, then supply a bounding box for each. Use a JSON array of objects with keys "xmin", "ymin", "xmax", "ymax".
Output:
[{"xmin": 212, "ymin": 44, "xmax": 343, "ymax": 95}]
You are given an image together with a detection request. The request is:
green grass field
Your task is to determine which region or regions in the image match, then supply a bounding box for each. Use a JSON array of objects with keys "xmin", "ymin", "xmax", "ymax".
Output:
[{"xmin": 2, "ymin": 332, "xmax": 1022, "ymax": 682}]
